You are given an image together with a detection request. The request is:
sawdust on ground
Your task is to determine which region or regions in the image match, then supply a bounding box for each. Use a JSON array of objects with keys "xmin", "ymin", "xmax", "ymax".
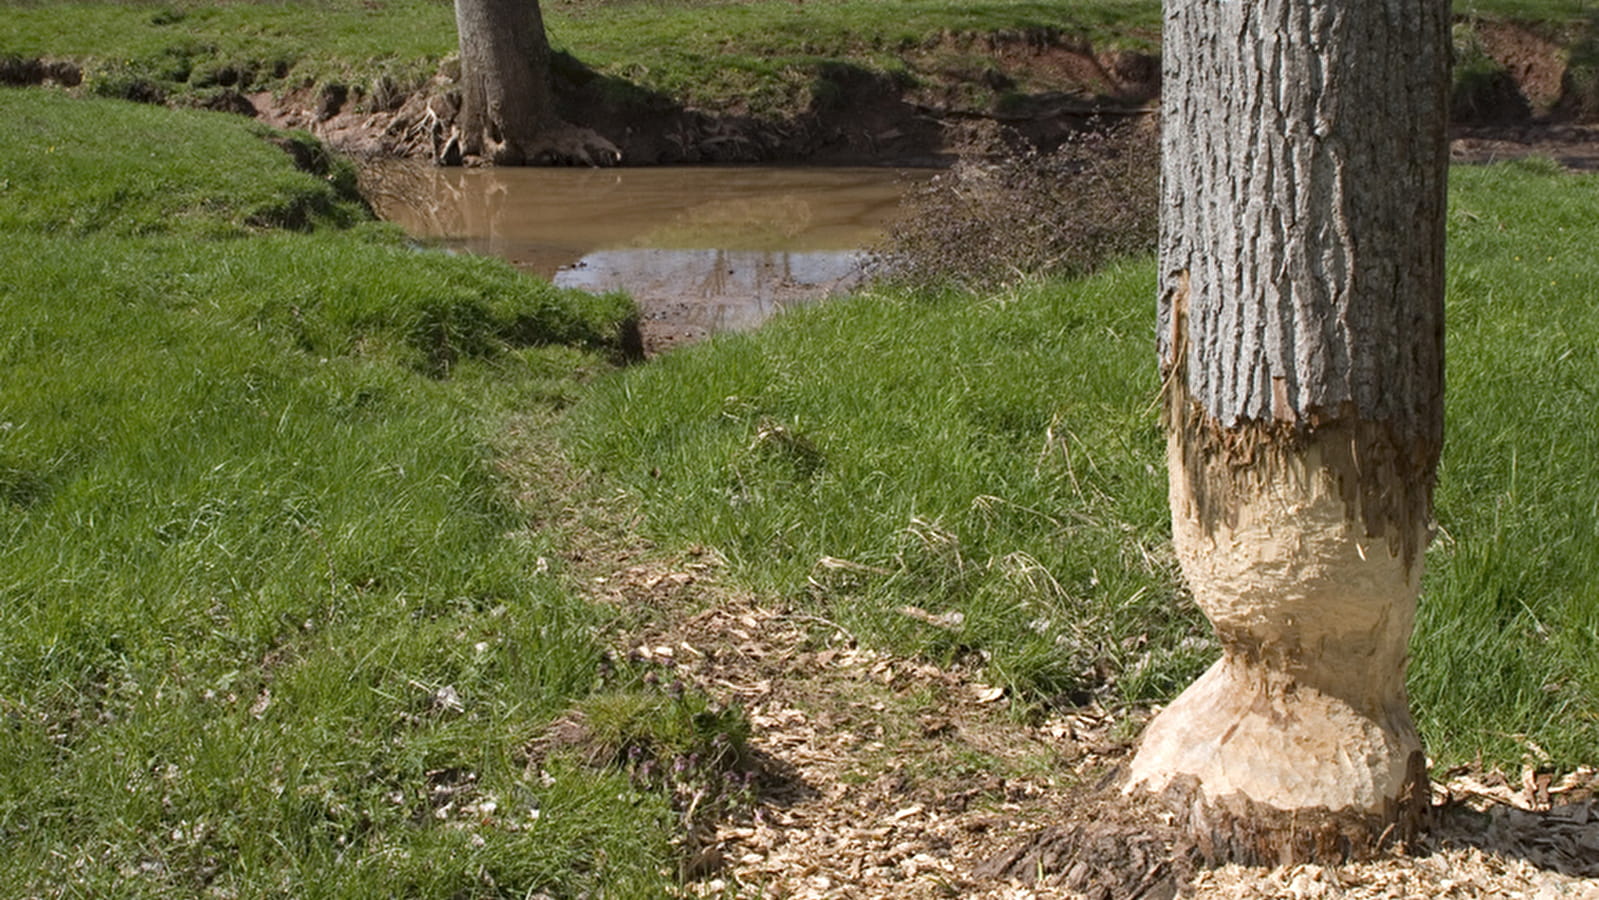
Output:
[{"xmin": 583, "ymin": 553, "xmax": 1599, "ymax": 900}]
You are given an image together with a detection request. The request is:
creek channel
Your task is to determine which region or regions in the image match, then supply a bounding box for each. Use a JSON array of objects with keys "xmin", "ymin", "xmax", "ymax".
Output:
[{"xmin": 363, "ymin": 162, "xmax": 937, "ymax": 354}]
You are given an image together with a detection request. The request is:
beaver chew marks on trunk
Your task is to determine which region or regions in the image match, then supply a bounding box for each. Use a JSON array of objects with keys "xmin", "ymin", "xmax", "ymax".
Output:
[{"xmin": 1123, "ymin": 0, "xmax": 1449, "ymax": 864}]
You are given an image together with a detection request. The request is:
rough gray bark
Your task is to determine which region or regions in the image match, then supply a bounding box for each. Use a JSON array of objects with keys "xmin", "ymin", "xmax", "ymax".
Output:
[
  {"xmin": 1155, "ymin": 0, "xmax": 1448, "ymax": 443},
  {"xmin": 451, "ymin": 0, "xmax": 618, "ymax": 166},
  {"xmin": 1124, "ymin": 0, "xmax": 1450, "ymax": 864}
]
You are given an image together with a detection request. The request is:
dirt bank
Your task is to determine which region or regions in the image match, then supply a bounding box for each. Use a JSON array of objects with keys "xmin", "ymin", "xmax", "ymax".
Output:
[
  {"xmin": 196, "ymin": 20, "xmax": 1599, "ymax": 169},
  {"xmin": 240, "ymin": 30, "xmax": 1161, "ymax": 168},
  {"xmin": 9, "ymin": 19, "xmax": 1598, "ymax": 167}
]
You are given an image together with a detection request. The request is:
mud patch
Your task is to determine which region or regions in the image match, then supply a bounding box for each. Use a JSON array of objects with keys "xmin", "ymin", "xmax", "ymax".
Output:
[
  {"xmin": 243, "ymin": 19, "xmax": 1599, "ymax": 167},
  {"xmin": 1477, "ymin": 22, "xmax": 1569, "ymax": 113},
  {"xmin": 0, "ymin": 56, "xmax": 82, "ymax": 87},
  {"xmin": 981, "ymin": 35, "xmax": 1160, "ymax": 104},
  {"xmin": 246, "ymin": 29, "xmax": 1159, "ymax": 168},
  {"xmin": 1451, "ymin": 123, "xmax": 1599, "ymax": 170}
]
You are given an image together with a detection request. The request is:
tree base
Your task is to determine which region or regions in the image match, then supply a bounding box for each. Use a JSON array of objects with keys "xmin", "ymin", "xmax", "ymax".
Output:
[
  {"xmin": 1156, "ymin": 764, "xmax": 1430, "ymax": 866},
  {"xmin": 973, "ymin": 761, "xmax": 1430, "ymax": 894},
  {"xmin": 510, "ymin": 122, "xmax": 622, "ymax": 167},
  {"xmin": 1125, "ymin": 651, "xmax": 1425, "ymax": 815},
  {"xmin": 437, "ymin": 121, "xmax": 622, "ymax": 168},
  {"xmin": 489, "ymin": 122, "xmax": 622, "ymax": 167},
  {"xmin": 1123, "ymin": 653, "xmax": 1430, "ymax": 864},
  {"xmin": 973, "ymin": 787, "xmax": 1195, "ymax": 897}
]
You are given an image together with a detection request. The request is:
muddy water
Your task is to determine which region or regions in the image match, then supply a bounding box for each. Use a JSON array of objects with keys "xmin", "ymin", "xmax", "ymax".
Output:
[{"xmin": 363, "ymin": 162, "xmax": 934, "ymax": 352}]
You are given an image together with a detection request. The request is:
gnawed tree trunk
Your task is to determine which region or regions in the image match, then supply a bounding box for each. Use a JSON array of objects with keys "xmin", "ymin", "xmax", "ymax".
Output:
[
  {"xmin": 451, "ymin": 0, "xmax": 618, "ymax": 166},
  {"xmin": 1123, "ymin": 0, "xmax": 1450, "ymax": 864}
]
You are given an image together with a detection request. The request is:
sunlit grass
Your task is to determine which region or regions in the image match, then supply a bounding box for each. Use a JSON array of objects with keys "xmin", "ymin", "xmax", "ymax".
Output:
[
  {"xmin": 0, "ymin": 0, "xmax": 456, "ymax": 92},
  {"xmin": 569, "ymin": 265, "xmax": 1204, "ymax": 705},
  {"xmin": 547, "ymin": 0, "xmax": 1160, "ymax": 112},
  {"xmin": 570, "ymin": 160, "xmax": 1599, "ymax": 772},
  {"xmin": 0, "ymin": 89, "xmax": 676, "ymax": 897},
  {"xmin": 5, "ymin": 0, "xmax": 1593, "ymax": 122},
  {"xmin": 1413, "ymin": 160, "xmax": 1599, "ymax": 767},
  {"xmin": 0, "ymin": 88, "xmax": 364, "ymax": 236},
  {"xmin": 0, "ymin": 0, "xmax": 1157, "ymax": 115}
]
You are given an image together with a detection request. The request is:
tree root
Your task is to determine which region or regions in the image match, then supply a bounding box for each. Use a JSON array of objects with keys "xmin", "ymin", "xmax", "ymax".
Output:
[
  {"xmin": 973, "ymin": 786, "xmax": 1195, "ymax": 899},
  {"xmin": 433, "ymin": 119, "xmax": 622, "ymax": 168},
  {"xmin": 974, "ymin": 763, "xmax": 1431, "ymax": 897},
  {"xmin": 1158, "ymin": 758, "xmax": 1430, "ymax": 867},
  {"xmin": 496, "ymin": 122, "xmax": 621, "ymax": 167}
]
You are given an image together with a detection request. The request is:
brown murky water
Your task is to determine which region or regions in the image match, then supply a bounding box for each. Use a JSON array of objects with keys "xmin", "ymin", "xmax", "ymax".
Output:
[{"xmin": 363, "ymin": 162, "xmax": 934, "ymax": 352}]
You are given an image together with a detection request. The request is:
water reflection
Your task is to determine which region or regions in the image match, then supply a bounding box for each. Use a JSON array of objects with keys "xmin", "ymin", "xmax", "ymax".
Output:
[
  {"xmin": 557, "ymin": 247, "xmax": 864, "ymax": 332},
  {"xmin": 363, "ymin": 162, "xmax": 931, "ymax": 348}
]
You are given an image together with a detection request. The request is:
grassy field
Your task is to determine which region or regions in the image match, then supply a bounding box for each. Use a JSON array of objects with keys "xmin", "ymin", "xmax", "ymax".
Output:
[
  {"xmin": 570, "ymin": 267, "xmax": 1187, "ymax": 704},
  {"xmin": 1414, "ymin": 160, "xmax": 1599, "ymax": 767},
  {"xmin": 0, "ymin": 0, "xmax": 1158, "ymax": 116},
  {"xmin": 5, "ymin": 0, "xmax": 1597, "ymax": 119},
  {"xmin": 6, "ymin": 0, "xmax": 1599, "ymax": 891},
  {"xmin": 0, "ymin": 88, "xmax": 697, "ymax": 897},
  {"xmin": 570, "ymin": 160, "xmax": 1599, "ymax": 772}
]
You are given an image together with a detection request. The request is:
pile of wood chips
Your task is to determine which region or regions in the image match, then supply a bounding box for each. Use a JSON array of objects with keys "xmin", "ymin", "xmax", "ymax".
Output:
[{"xmin": 589, "ymin": 558, "xmax": 1599, "ymax": 900}]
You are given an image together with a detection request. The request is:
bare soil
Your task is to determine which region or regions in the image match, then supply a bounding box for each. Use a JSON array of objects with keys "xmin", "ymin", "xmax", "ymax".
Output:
[
  {"xmin": 1451, "ymin": 123, "xmax": 1599, "ymax": 171},
  {"xmin": 12, "ymin": 21, "xmax": 1597, "ymax": 168},
  {"xmin": 236, "ymin": 21, "xmax": 1599, "ymax": 170},
  {"xmin": 1477, "ymin": 22, "xmax": 1570, "ymax": 114}
]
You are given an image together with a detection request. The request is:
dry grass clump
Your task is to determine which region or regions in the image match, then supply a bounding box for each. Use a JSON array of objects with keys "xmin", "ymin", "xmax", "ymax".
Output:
[{"xmin": 879, "ymin": 123, "xmax": 1158, "ymax": 286}]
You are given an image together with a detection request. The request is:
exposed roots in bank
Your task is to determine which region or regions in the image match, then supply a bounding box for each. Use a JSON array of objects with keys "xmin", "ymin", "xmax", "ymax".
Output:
[
  {"xmin": 15, "ymin": 16, "xmax": 1599, "ymax": 169},
  {"xmin": 437, "ymin": 119, "xmax": 622, "ymax": 167}
]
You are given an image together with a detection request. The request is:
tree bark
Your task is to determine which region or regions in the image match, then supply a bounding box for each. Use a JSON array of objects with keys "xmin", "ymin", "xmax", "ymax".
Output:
[
  {"xmin": 451, "ymin": 0, "xmax": 618, "ymax": 166},
  {"xmin": 1124, "ymin": 0, "xmax": 1449, "ymax": 864}
]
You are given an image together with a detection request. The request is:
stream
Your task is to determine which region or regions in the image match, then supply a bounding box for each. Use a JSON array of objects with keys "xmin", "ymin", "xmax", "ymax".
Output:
[{"xmin": 363, "ymin": 162, "xmax": 935, "ymax": 352}]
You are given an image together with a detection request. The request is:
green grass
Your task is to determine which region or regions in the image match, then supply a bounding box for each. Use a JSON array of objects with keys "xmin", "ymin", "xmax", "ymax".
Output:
[
  {"xmin": 1458, "ymin": 0, "xmax": 1599, "ymax": 22},
  {"xmin": 7, "ymin": 0, "xmax": 1599, "ymax": 122},
  {"xmin": 569, "ymin": 267, "xmax": 1203, "ymax": 705},
  {"xmin": 0, "ymin": 89, "xmax": 684, "ymax": 897},
  {"xmin": 1413, "ymin": 160, "xmax": 1599, "ymax": 768},
  {"xmin": 0, "ymin": 0, "xmax": 1159, "ymax": 116},
  {"xmin": 547, "ymin": 0, "xmax": 1161, "ymax": 112},
  {"xmin": 569, "ymin": 160, "xmax": 1599, "ymax": 772},
  {"xmin": 1, "ymin": 88, "xmax": 365, "ymax": 236},
  {"xmin": 0, "ymin": 0, "xmax": 456, "ymax": 99}
]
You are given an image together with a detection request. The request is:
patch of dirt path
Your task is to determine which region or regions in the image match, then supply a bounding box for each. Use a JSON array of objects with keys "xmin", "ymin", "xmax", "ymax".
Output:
[{"xmin": 589, "ymin": 560, "xmax": 1135, "ymax": 898}]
